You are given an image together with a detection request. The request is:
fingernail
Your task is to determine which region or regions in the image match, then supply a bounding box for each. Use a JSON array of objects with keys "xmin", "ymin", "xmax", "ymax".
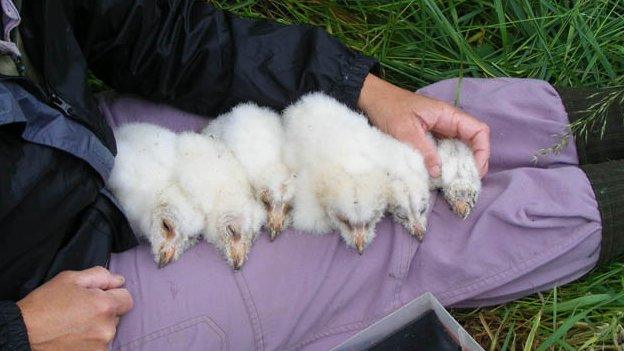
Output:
[
  {"xmin": 114, "ymin": 275, "xmax": 125, "ymax": 284},
  {"xmin": 430, "ymin": 165, "xmax": 441, "ymax": 178}
]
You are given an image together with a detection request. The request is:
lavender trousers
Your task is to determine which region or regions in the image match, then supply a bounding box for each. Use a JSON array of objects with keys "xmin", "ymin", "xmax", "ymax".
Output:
[{"xmin": 102, "ymin": 78, "xmax": 602, "ymax": 351}]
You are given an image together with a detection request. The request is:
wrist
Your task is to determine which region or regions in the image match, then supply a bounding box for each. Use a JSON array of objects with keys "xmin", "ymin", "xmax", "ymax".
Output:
[
  {"xmin": 357, "ymin": 74, "xmax": 415, "ymax": 128},
  {"xmin": 357, "ymin": 73, "xmax": 382, "ymax": 115}
]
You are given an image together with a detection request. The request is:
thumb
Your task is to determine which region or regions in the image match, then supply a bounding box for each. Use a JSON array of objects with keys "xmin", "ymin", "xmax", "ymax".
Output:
[{"xmin": 73, "ymin": 266, "xmax": 125, "ymax": 290}]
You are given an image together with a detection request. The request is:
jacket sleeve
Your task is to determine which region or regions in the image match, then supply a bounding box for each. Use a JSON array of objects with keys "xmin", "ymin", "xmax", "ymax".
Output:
[
  {"xmin": 77, "ymin": 0, "xmax": 378, "ymax": 115},
  {"xmin": 0, "ymin": 301, "xmax": 30, "ymax": 351}
]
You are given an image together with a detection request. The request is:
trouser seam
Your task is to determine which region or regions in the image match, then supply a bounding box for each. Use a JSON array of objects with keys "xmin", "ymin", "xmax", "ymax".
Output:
[{"xmin": 234, "ymin": 273, "xmax": 265, "ymax": 351}]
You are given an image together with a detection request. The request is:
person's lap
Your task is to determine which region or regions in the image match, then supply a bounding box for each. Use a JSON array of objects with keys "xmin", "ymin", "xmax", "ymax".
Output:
[{"xmin": 105, "ymin": 78, "xmax": 601, "ymax": 350}]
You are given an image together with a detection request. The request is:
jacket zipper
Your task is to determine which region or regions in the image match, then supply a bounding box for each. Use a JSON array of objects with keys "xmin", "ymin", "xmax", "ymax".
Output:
[
  {"xmin": 6, "ymin": 49, "xmax": 74, "ymax": 117},
  {"xmin": 13, "ymin": 55, "xmax": 25, "ymax": 76},
  {"xmin": 49, "ymin": 92, "xmax": 74, "ymax": 116}
]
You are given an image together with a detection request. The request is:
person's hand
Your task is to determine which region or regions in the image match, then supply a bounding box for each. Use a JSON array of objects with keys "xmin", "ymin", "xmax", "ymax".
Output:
[
  {"xmin": 357, "ymin": 74, "xmax": 490, "ymax": 178},
  {"xmin": 16, "ymin": 266, "xmax": 133, "ymax": 351}
]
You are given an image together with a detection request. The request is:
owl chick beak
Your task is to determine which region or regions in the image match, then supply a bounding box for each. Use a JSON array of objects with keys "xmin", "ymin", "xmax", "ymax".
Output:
[
  {"xmin": 267, "ymin": 202, "xmax": 289, "ymax": 240},
  {"xmin": 352, "ymin": 224, "xmax": 367, "ymax": 255},
  {"xmin": 409, "ymin": 222, "xmax": 426, "ymax": 242},
  {"xmin": 157, "ymin": 245, "xmax": 176, "ymax": 268},
  {"xmin": 229, "ymin": 240, "xmax": 248, "ymax": 270},
  {"xmin": 226, "ymin": 225, "xmax": 248, "ymax": 270},
  {"xmin": 450, "ymin": 200, "xmax": 471, "ymax": 219}
]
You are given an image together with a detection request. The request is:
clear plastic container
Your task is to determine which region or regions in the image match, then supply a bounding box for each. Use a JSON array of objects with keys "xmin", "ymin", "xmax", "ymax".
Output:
[{"xmin": 331, "ymin": 292, "xmax": 484, "ymax": 351}]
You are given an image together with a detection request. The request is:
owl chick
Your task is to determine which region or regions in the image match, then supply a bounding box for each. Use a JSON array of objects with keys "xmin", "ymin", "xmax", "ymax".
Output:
[
  {"xmin": 174, "ymin": 132, "xmax": 265, "ymax": 269},
  {"xmin": 283, "ymin": 92, "xmax": 389, "ymax": 254},
  {"xmin": 378, "ymin": 133, "xmax": 431, "ymax": 241},
  {"xmin": 203, "ymin": 103, "xmax": 294, "ymax": 240},
  {"xmin": 108, "ymin": 123, "xmax": 204, "ymax": 267},
  {"xmin": 431, "ymin": 138, "xmax": 481, "ymax": 219}
]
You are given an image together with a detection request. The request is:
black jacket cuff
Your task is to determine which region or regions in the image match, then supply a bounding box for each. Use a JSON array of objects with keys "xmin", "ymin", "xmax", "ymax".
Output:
[
  {"xmin": 332, "ymin": 53, "xmax": 378, "ymax": 109},
  {"xmin": 0, "ymin": 301, "xmax": 30, "ymax": 351},
  {"xmin": 580, "ymin": 160, "xmax": 624, "ymax": 265}
]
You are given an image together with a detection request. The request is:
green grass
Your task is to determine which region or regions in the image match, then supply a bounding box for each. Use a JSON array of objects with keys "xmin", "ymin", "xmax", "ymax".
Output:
[{"xmin": 210, "ymin": 1, "xmax": 624, "ymax": 349}]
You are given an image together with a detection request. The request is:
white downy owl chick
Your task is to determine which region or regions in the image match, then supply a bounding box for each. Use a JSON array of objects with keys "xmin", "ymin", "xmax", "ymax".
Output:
[
  {"xmin": 283, "ymin": 92, "xmax": 389, "ymax": 254},
  {"xmin": 377, "ymin": 133, "xmax": 431, "ymax": 241},
  {"xmin": 203, "ymin": 103, "xmax": 294, "ymax": 241},
  {"xmin": 431, "ymin": 138, "xmax": 481, "ymax": 218},
  {"xmin": 174, "ymin": 132, "xmax": 265, "ymax": 270},
  {"xmin": 108, "ymin": 123, "xmax": 204, "ymax": 268}
]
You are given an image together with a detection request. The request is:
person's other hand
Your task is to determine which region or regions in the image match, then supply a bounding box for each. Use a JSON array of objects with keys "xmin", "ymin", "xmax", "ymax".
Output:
[
  {"xmin": 16, "ymin": 266, "xmax": 133, "ymax": 351},
  {"xmin": 357, "ymin": 74, "xmax": 490, "ymax": 178}
]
